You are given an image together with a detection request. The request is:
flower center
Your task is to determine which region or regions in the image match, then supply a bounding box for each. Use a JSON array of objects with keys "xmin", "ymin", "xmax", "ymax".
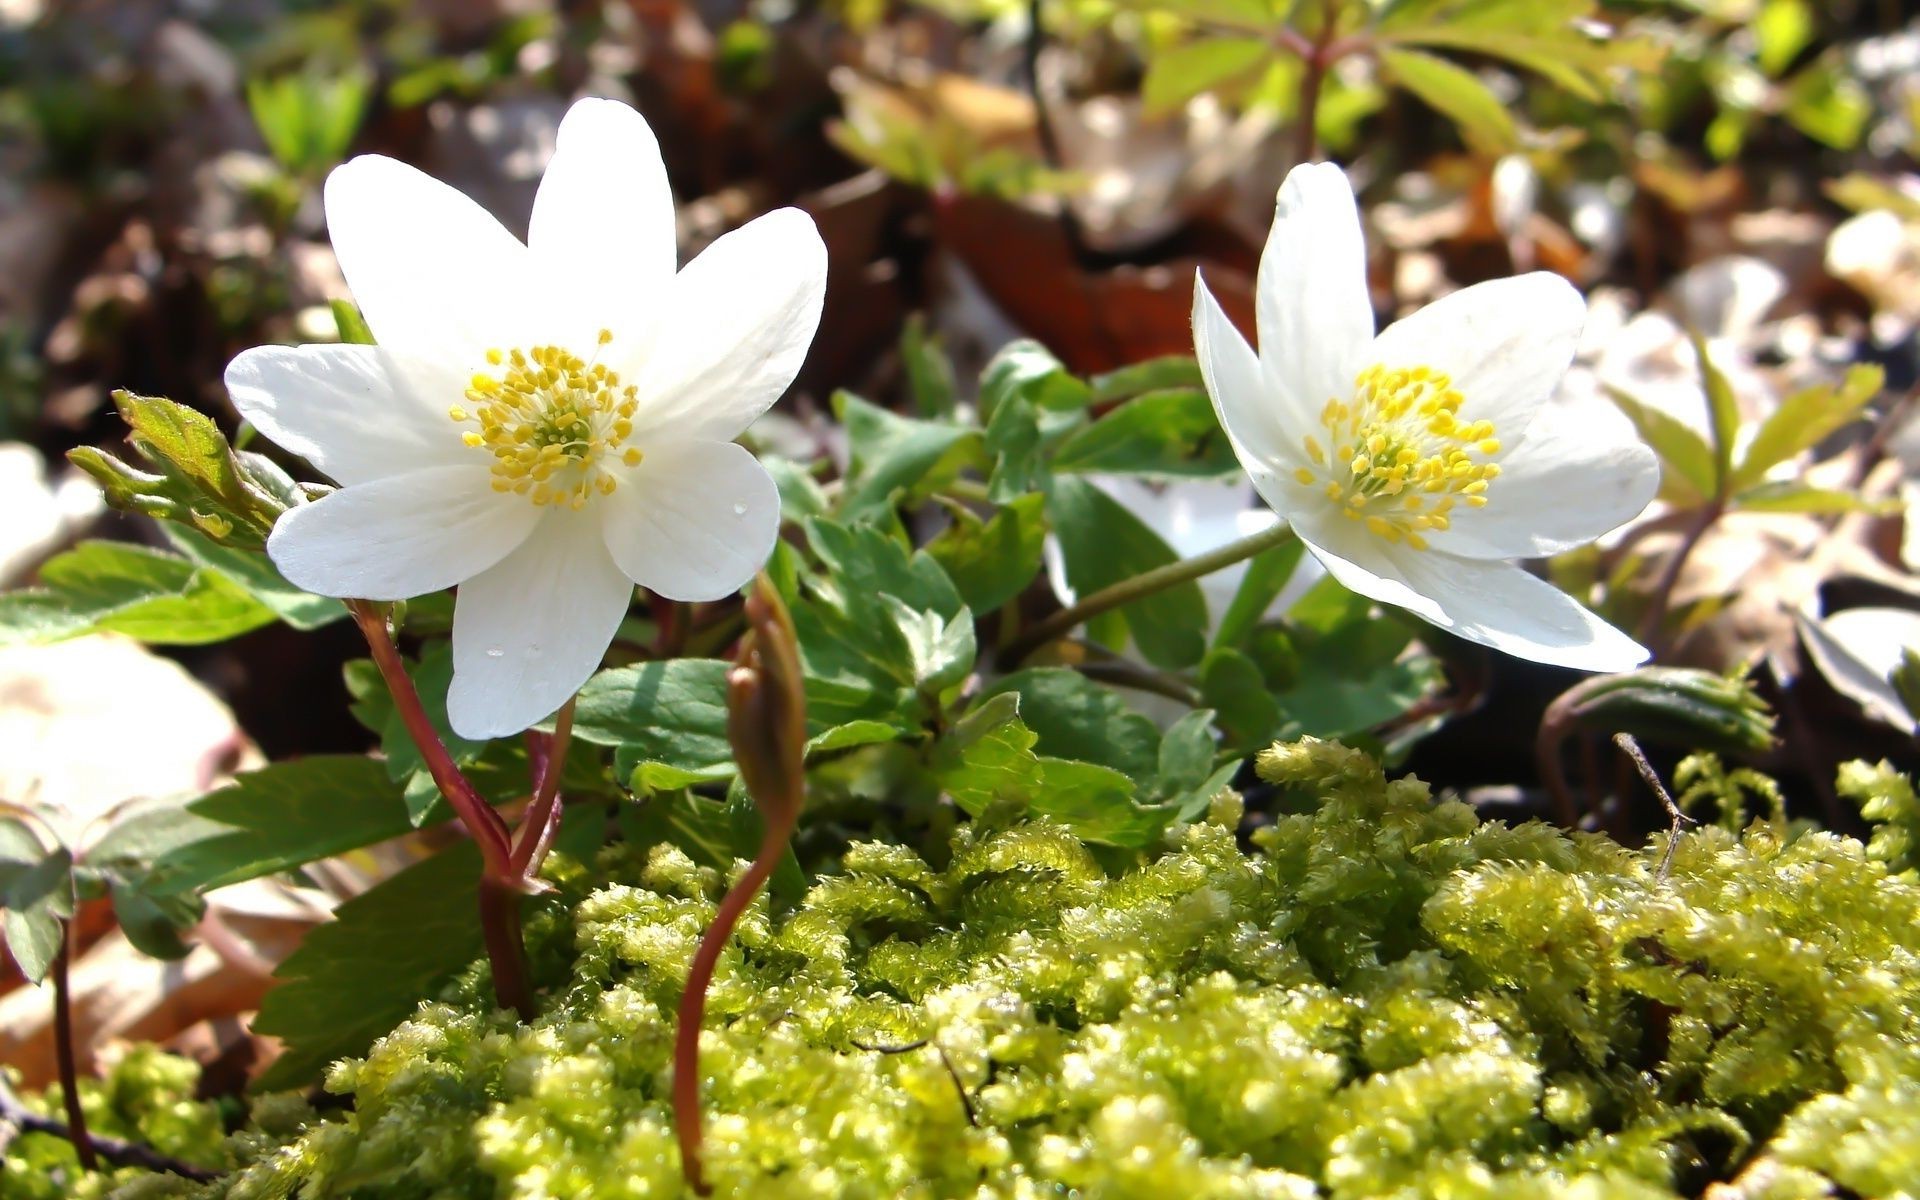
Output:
[
  {"xmin": 1290, "ymin": 364, "xmax": 1501, "ymax": 551},
  {"xmin": 449, "ymin": 330, "xmax": 642, "ymax": 510}
]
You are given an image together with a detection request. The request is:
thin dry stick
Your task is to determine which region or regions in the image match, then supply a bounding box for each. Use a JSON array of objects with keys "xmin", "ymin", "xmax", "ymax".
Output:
[
  {"xmin": 0, "ymin": 1076, "xmax": 215, "ymax": 1181},
  {"xmin": 1613, "ymin": 733, "xmax": 1694, "ymax": 884}
]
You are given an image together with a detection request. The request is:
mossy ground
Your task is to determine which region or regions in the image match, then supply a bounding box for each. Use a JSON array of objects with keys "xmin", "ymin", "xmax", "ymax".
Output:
[{"xmin": 11, "ymin": 743, "xmax": 1920, "ymax": 1199}]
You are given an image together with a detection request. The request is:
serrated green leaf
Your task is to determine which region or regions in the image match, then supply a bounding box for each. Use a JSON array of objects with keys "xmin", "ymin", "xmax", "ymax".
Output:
[
  {"xmin": 0, "ymin": 540, "xmax": 279, "ymax": 647},
  {"xmin": 834, "ymin": 391, "xmax": 982, "ymax": 521},
  {"xmin": 572, "ymin": 659, "xmax": 736, "ymax": 785},
  {"xmin": 1032, "ymin": 757, "xmax": 1160, "ymax": 848},
  {"xmin": 881, "ymin": 595, "xmax": 976, "ymax": 696},
  {"xmin": 979, "ymin": 667, "xmax": 1163, "ymax": 785},
  {"xmin": 1142, "ymin": 37, "xmax": 1271, "ymax": 116},
  {"xmin": 1731, "ymin": 365, "xmax": 1882, "ymax": 491},
  {"xmin": 1379, "ymin": 47, "xmax": 1517, "ymax": 153},
  {"xmin": 252, "ymin": 842, "xmax": 485, "ymax": 1088},
  {"xmin": 1052, "ymin": 388, "xmax": 1238, "ymax": 478},
  {"xmin": 979, "ymin": 340, "xmax": 1091, "ymax": 420},
  {"xmin": 1047, "ymin": 476, "xmax": 1210, "ymax": 669},
  {"xmin": 1607, "ymin": 388, "xmax": 1718, "ymax": 504},
  {"xmin": 162, "ymin": 524, "xmax": 345, "ymax": 630},
  {"xmin": 143, "ymin": 757, "xmax": 413, "ymax": 895},
  {"xmin": 2, "ymin": 846, "xmax": 73, "ymax": 983},
  {"xmin": 1155, "ymin": 709, "xmax": 1219, "ymax": 798},
  {"xmin": 67, "ymin": 390, "xmax": 294, "ymax": 551},
  {"xmin": 925, "ymin": 493, "xmax": 1048, "ymax": 614},
  {"xmin": 932, "ymin": 693, "xmax": 1043, "ymax": 817}
]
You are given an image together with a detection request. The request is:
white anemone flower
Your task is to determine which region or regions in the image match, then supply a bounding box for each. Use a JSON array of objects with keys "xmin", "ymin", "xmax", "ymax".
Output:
[
  {"xmin": 226, "ymin": 97, "xmax": 826, "ymax": 738},
  {"xmin": 1193, "ymin": 162, "xmax": 1656, "ymax": 672}
]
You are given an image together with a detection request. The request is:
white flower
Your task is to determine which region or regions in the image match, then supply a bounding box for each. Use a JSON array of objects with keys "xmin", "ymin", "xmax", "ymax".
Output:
[
  {"xmin": 226, "ymin": 97, "xmax": 826, "ymax": 738},
  {"xmin": 1193, "ymin": 162, "xmax": 1656, "ymax": 672}
]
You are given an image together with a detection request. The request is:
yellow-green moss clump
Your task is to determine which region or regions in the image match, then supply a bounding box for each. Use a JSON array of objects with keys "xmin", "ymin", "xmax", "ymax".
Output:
[{"xmin": 19, "ymin": 742, "xmax": 1920, "ymax": 1199}]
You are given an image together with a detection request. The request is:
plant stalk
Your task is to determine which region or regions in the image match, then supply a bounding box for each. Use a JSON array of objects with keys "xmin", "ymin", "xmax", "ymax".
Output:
[
  {"xmin": 347, "ymin": 600, "xmax": 533, "ymax": 1018},
  {"xmin": 1635, "ymin": 500, "xmax": 1722, "ymax": 645},
  {"xmin": 512, "ymin": 698, "xmax": 574, "ymax": 879},
  {"xmin": 1002, "ymin": 521, "xmax": 1299, "ymax": 667},
  {"xmin": 672, "ymin": 811, "xmax": 797, "ymax": 1196},
  {"xmin": 51, "ymin": 925, "xmax": 96, "ymax": 1172}
]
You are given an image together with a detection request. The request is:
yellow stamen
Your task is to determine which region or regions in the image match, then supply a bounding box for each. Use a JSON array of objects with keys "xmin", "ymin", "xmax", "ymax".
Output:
[{"xmin": 450, "ymin": 342, "xmax": 645, "ymax": 508}]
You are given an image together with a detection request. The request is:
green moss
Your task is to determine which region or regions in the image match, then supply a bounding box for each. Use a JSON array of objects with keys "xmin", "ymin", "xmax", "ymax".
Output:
[
  {"xmin": 1, "ymin": 1044, "xmax": 228, "ymax": 1199},
  {"xmin": 13, "ymin": 741, "xmax": 1920, "ymax": 1198}
]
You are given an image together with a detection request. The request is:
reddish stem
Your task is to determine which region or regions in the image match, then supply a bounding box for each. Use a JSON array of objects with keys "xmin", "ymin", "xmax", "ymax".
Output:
[
  {"xmin": 348, "ymin": 600, "xmax": 533, "ymax": 1017},
  {"xmin": 52, "ymin": 924, "xmax": 96, "ymax": 1172},
  {"xmin": 349, "ymin": 602, "xmax": 513, "ymax": 872},
  {"xmin": 511, "ymin": 699, "xmax": 575, "ymax": 879},
  {"xmin": 673, "ymin": 813, "xmax": 797, "ymax": 1196}
]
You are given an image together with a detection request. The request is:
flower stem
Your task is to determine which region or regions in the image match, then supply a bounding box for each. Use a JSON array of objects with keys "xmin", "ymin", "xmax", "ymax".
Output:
[
  {"xmin": 511, "ymin": 698, "xmax": 574, "ymax": 879},
  {"xmin": 52, "ymin": 923, "xmax": 95, "ymax": 1172},
  {"xmin": 1635, "ymin": 500, "xmax": 1722, "ymax": 645},
  {"xmin": 347, "ymin": 600, "xmax": 533, "ymax": 1018},
  {"xmin": 673, "ymin": 810, "xmax": 797, "ymax": 1196},
  {"xmin": 1001, "ymin": 521, "xmax": 1299, "ymax": 667}
]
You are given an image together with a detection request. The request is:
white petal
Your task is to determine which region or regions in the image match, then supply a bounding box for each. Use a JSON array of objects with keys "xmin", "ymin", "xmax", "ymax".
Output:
[
  {"xmin": 226, "ymin": 344, "xmax": 469, "ymax": 487},
  {"xmin": 1255, "ymin": 163, "xmax": 1374, "ymax": 416},
  {"xmin": 1367, "ymin": 273, "xmax": 1586, "ymax": 445},
  {"xmin": 528, "ymin": 97, "xmax": 677, "ymax": 335},
  {"xmin": 600, "ymin": 440, "xmax": 780, "ymax": 601},
  {"xmin": 1299, "ymin": 522, "xmax": 1646, "ymax": 671},
  {"xmin": 627, "ymin": 208, "xmax": 826, "ymax": 443},
  {"xmin": 266, "ymin": 466, "xmax": 540, "ymax": 601},
  {"xmin": 445, "ymin": 513, "xmax": 634, "ymax": 739},
  {"xmin": 323, "ymin": 155, "xmax": 535, "ymax": 366},
  {"xmin": 1194, "ymin": 273, "xmax": 1303, "ymax": 519},
  {"xmin": 1435, "ymin": 402, "xmax": 1660, "ymax": 560}
]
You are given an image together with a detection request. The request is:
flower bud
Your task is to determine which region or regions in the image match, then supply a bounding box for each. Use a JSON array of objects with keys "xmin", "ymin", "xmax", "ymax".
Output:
[{"xmin": 727, "ymin": 573, "xmax": 807, "ymax": 832}]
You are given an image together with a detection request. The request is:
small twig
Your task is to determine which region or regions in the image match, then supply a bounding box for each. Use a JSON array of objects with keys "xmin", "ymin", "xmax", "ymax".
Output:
[
  {"xmin": 1613, "ymin": 733, "xmax": 1694, "ymax": 884},
  {"xmin": 849, "ymin": 1038, "xmax": 977, "ymax": 1126},
  {"xmin": 511, "ymin": 698, "xmax": 575, "ymax": 879},
  {"xmin": 0, "ymin": 1076, "xmax": 217, "ymax": 1182}
]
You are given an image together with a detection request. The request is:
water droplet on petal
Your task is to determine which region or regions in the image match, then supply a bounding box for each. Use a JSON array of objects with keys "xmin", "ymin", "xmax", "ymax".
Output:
[
  {"xmin": 485, "ymin": 647, "xmax": 505, "ymax": 658},
  {"xmin": 732, "ymin": 502, "xmax": 748, "ymax": 517}
]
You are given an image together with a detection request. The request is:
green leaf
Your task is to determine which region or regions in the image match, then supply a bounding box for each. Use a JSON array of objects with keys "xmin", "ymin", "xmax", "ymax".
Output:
[
  {"xmin": 1607, "ymin": 388, "xmax": 1718, "ymax": 505},
  {"xmin": 253, "ymin": 841, "xmax": 486, "ymax": 1089},
  {"xmin": 1731, "ymin": 365, "xmax": 1883, "ymax": 492},
  {"xmin": 1052, "ymin": 388, "xmax": 1238, "ymax": 478},
  {"xmin": 1142, "ymin": 37, "xmax": 1271, "ymax": 116},
  {"xmin": 143, "ymin": 757, "xmax": 413, "ymax": 895},
  {"xmin": 1047, "ymin": 476, "xmax": 1209, "ymax": 669},
  {"xmin": 1199, "ymin": 646, "xmax": 1284, "ymax": 750},
  {"xmin": 984, "ymin": 388, "xmax": 1049, "ymax": 503},
  {"xmin": 247, "ymin": 69, "xmax": 369, "ymax": 177},
  {"xmin": 979, "ymin": 668, "xmax": 1163, "ymax": 785},
  {"xmin": 67, "ymin": 390, "xmax": 296, "ymax": 551},
  {"xmin": 932, "ymin": 693, "xmax": 1044, "ymax": 817},
  {"xmin": 2, "ymin": 845, "xmax": 73, "ymax": 983},
  {"xmin": 1154, "ymin": 709, "xmax": 1220, "ymax": 798},
  {"xmin": 834, "ymin": 391, "xmax": 981, "ymax": 521},
  {"xmin": 110, "ymin": 884, "xmax": 202, "ymax": 961},
  {"xmin": 925, "ymin": 493, "xmax": 1048, "ymax": 614},
  {"xmin": 1032, "ymin": 757, "xmax": 1161, "ymax": 848},
  {"xmin": 805, "ymin": 720, "xmax": 904, "ymax": 755},
  {"xmin": 0, "ymin": 540, "xmax": 278, "ymax": 647},
  {"xmin": 1781, "ymin": 57, "xmax": 1869, "ymax": 151},
  {"xmin": 1089, "ymin": 356, "xmax": 1204, "ymax": 405},
  {"xmin": 881, "ymin": 596, "xmax": 976, "ymax": 696},
  {"xmin": 162, "ymin": 525, "xmax": 345, "ymax": 630},
  {"xmin": 979, "ymin": 340, "xmax": 1091, "ymax": 420},
  {"xmin": 1690, "ymin": 332, "xmax": 1740, "ymax": 490},
  {"xmin": 1730, "ymin": 482, "xmax": 1885, "ymax": 515},
  {"xmin": 1754, "ymin": 0, "xmax": 1813, "ymax": 78},
  {"xmin": 762, "ymin": 456, "xmax": 833, "ymax": 524},
  {"xmin": 1379, "ymin": 47, "xmax": 1517, "ymax": 154},
  {"xmin": 572, "ymin": 659, "xmax": 736, "ymax": 785},
  {"xmin": 901, "ymin": 313, "xmax": 957, "ymax": 419},
  {"xmin": 1213, "ymin": 537, "xmax": 1306, "ymax": 651}
]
